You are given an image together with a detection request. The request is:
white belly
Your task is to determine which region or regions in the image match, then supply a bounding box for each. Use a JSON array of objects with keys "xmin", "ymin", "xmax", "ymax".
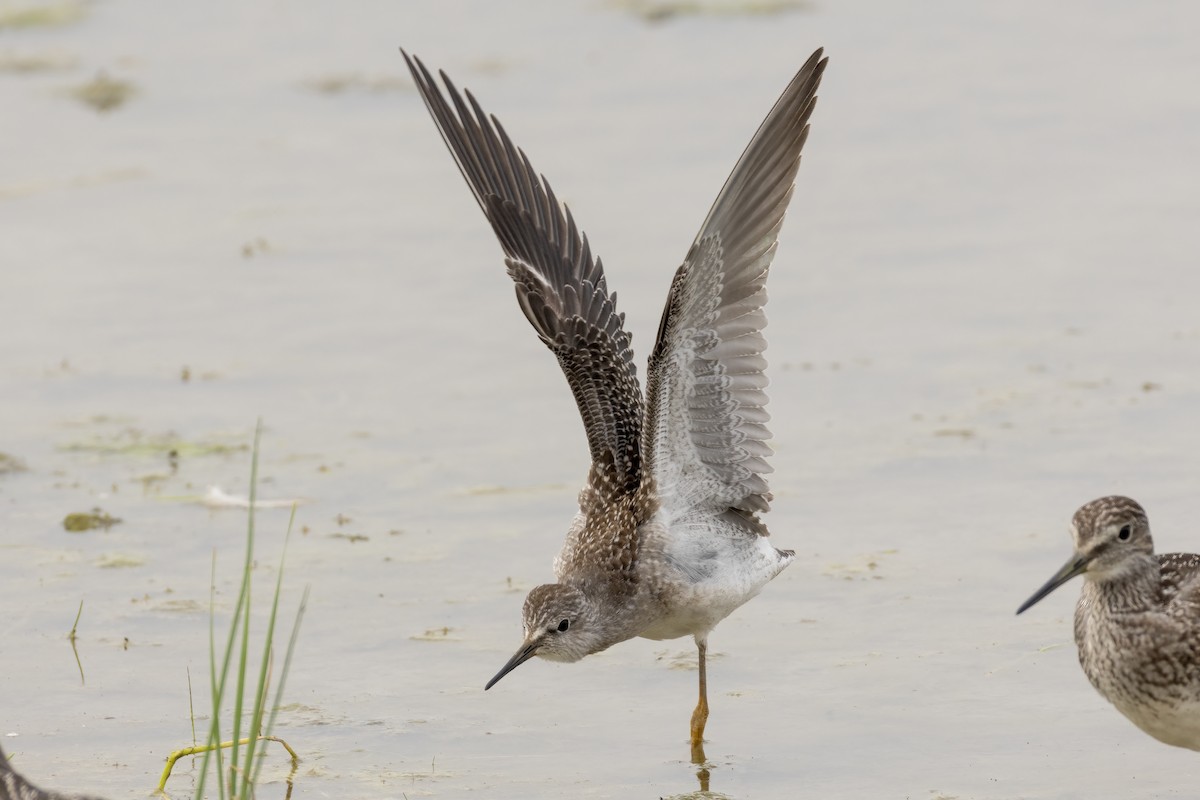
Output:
[
  {"xmin": 636, "ymin": 511, "xmax": 792, "ymax": 641},
  {"xmin": 1118, "ymin": 698, "xmax": 1200, "ymax": 750}
]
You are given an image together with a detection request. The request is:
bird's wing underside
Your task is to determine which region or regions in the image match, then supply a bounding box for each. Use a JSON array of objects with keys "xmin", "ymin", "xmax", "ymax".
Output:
[{"xmin": 644, "ymin": 49, "xmax": 826, "ymax": 517}]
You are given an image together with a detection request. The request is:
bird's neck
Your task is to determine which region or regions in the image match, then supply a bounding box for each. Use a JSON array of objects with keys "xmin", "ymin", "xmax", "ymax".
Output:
[
  {"xmin": 1081, "ymin": 555, "xmax": 1161, "ymax": 613},
  {"xmin": 575, "ymin": 580, "xmax": 662, "ymax": 655}
]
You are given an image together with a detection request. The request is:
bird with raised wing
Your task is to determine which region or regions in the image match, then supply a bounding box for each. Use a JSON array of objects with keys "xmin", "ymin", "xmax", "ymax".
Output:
[{"xmin": 402, "ymin": 48, "xmax": 827, "ymax": 753}]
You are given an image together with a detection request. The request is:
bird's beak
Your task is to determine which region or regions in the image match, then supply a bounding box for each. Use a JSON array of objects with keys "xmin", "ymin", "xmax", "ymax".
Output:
[
  {"xmin": 1016, "ymin": 553, "xmax": 1090, "ymax": 614},
  {"xmin": 485, "ymin": 639, "xmax": 540, "ymax": 690}
]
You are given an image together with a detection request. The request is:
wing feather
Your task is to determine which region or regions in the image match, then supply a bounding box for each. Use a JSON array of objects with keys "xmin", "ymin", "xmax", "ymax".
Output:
[
  {"xmin": 403, "ymin": 52, "xmax": 644, "ymax": 496},
  {"xmin": 645, "ymin": 49, "xmax": 827, "ymax": 516}
]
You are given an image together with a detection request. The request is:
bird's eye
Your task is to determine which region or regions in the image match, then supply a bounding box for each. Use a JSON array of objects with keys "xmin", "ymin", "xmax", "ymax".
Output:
[
  {"xmin": 557, "ymin": 618, "xmax": 570, "ymax": 632},
  {"xmin": 1118, "ymin": 525, "xmax": 1132, "ymax": 541}
]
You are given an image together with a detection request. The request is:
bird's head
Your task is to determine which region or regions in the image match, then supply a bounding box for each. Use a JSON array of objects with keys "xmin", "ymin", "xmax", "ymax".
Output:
[
  {"xmin": 1017, "ymin": 495, "xmax": 1153, "ymax": 614},
  {"xmin": 484, "ymin": 583, "xmax": 602, "ymax": 689}
]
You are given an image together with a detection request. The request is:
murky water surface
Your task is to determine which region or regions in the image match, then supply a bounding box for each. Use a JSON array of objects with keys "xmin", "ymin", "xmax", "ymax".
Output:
[{"xmin": 4, "ymin": 1, "xmax": 1200, "ymax": 797}]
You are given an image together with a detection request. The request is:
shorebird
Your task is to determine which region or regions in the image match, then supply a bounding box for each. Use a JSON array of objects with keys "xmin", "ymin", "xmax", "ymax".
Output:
[
  {"xmin": 1017, "ymin": 495, "xmax": 1200, "ymax": 749},
  {"xmin": 0, "ymin": 744, "xmax": 105, "ymax": 800},
  {"xmin": 402, "ymin": 48, "xmax": 827, "ymax": 751}
]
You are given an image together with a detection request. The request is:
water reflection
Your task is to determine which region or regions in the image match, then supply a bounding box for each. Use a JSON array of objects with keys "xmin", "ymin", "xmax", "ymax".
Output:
[{"xmin": 661, "ymin": 748, "xmax": 726, "ymax": 800}]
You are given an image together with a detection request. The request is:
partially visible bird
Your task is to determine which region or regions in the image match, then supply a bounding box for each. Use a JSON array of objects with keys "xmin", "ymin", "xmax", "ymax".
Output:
[
  {"xmin": 402, "ymin": 47, "xmax": 827, "ymax": 752},
  {"xmin": 0, "ymin": 744, "xmax": 106, "ymax": 800},
  {"xmin": 1018, "ymin": 495, "xmax": 1200, "ymax": 749}
]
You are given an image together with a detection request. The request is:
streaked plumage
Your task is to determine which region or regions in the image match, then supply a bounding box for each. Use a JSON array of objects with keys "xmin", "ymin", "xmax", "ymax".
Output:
[
  {"xmin": 402, "ymin": 48, "xmax": 827, "ymax": 750},
  {"xmin": 1018, "ymin": 495, "xmax": 1200, "ymax": 749}
]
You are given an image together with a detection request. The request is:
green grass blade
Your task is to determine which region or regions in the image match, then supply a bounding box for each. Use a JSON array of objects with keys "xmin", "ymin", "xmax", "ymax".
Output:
[
  {"xmin": 241, "ymin": 505, "xmax": 292, "ymax": 794},
  {"xmin": 254, "ymin": 584, "xmax": 308, "ymax": 785},
  {"xmin": 196, "ymin": 425, "xmax": 258, "ymax": 800},
  {"xmin": 181, "ymin": 420, "xmax": 304, "ymax": 799},
  {"xmin": 250, "ymin": 504, "xmax": 306, "ymax": 786},
  {"xmin": 228, "ymin": 420, "xmax": 262, "ymax": 796}
]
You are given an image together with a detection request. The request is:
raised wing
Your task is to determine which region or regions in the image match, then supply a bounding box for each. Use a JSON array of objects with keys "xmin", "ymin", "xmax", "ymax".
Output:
[
  {"xmin": 645, "ymin": 49, "xmax": 827, "ymax": 516},
  {"xmin": 403, "ymin": 51, "xmax": 644, "ymax": 496}
]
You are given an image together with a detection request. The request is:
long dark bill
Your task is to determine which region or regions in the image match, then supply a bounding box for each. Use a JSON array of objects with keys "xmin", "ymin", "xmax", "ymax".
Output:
[
  {"xmin": 485, "ymin": 640, "xmax": 539, "ymax": 690},
  {"xmin": 1016, "ymin": 554, "xmax": 1090, "ymax": 615}
]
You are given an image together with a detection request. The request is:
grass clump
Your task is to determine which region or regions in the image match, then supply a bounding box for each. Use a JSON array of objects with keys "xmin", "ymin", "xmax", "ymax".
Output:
[{"xmin": 158, "ymin": 421, "xmax": 307, "ymax": 799}]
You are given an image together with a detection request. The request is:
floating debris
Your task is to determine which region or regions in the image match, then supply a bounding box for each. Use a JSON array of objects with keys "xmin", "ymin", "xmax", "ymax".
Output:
[
  {"xmin": 821, "ymin": 550, "xmax": 897, "ymax": 581},
  {"xmin": 63, "ymin": 508, "xmax": 121, "ymax": 532},
  {"xmin": 149, "ymin": 598, "xmax": 206, "ymax": 613},
  {"xmin": 656, "ymin": 648, "xmax": 724, "ymax": 671},
  {"xmin": 2, "ymin": 168, "xmax": 145, "ymax": 201},
  {"xmin": 458, "ymin": 482, "xmax": 569, "ymax": 496},
  {"xmin": 0, "ymin": 1, "xmax": 86, "ymax": 29},
  {"xmin": 0, "ymin": 452, "xmax": 27, "ymax": 474},
  {"xmin": 97, "ymin": 553, "xmax": 143, "ymax": 568},
  {"xmin": 61, "ymin": 428, "xmax": 247, "ymax": 458},
  {"xmin": 468, "ymin": 57, "xmax": 513, "ymax": 76},
  {"xmin": 240, "ymin": 237, "xmax": 270, "ymax": 258},
  {"xmin": 933, "ymin": 428, "xmax": 976, "ymax": 440},
  {"xmin": 611, "ymin": 0, "xmax": 809, "ymax": 23},
  {"xmin": 304, "ymin": 73, "xmax": 411, "ymax": 95},
  {"xmin": 70, "ymin": 71, "xmax": 135, "ymax": 113},
  {"xmin": 179, "ymin": 366, "xmax": 221, "ymax": 382},
  {"xmin": 0, "ymin": 51, "xmax": 77, "ymax": 73},
  {"xmin": 410, "ymin": 626, "xmax": 459, "ymax": 642},
  {"xmin": 135, "ymin": 471, "xmax": 172, "ymax": 491},
  {"xmin": 201, "ymin": 486, "xmax": 305, "ymax": 509}
]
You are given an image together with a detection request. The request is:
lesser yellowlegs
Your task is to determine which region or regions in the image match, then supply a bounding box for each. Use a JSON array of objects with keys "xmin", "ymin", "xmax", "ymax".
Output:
[
  {"xmin": 1018, "ymin": 495, "xmax": 1200, "ymax": 749},
  {"xmin": 402, "ymin": 48, "xmax": 827, "ymax": 752}
]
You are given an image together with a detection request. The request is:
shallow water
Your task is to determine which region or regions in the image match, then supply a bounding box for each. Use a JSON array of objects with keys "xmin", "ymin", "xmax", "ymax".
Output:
[{"xmin": 4, "ymin": 0, "xmax": 1200, "ymax": 797}]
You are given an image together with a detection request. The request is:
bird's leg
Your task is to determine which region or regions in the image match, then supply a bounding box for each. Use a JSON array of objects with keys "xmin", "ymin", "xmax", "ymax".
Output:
[{"xmin": 689, "ymin": 635, "xmax": 709, "ymax": 761}]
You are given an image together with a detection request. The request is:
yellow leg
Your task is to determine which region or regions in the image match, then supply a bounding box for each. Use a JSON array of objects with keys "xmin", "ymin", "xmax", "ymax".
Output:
[{"xmin": 689, "ymin": 637, "xmax": 709, "ymax": 756}]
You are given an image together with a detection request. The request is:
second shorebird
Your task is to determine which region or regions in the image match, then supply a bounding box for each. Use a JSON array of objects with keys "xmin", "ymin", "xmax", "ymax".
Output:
[
  {"xmin": 1018, "ymin": 495, "xmax": 1200, "ymax": 750},
  {"xmin": 402, "ymin": 48, "xmax": 827, "ymax": 751}
]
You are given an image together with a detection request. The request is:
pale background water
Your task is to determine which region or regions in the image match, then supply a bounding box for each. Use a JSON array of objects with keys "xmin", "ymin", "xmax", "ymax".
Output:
[{"xmin": 3, "ymin": 0, "xmax": 1200, "ymax": 798}]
